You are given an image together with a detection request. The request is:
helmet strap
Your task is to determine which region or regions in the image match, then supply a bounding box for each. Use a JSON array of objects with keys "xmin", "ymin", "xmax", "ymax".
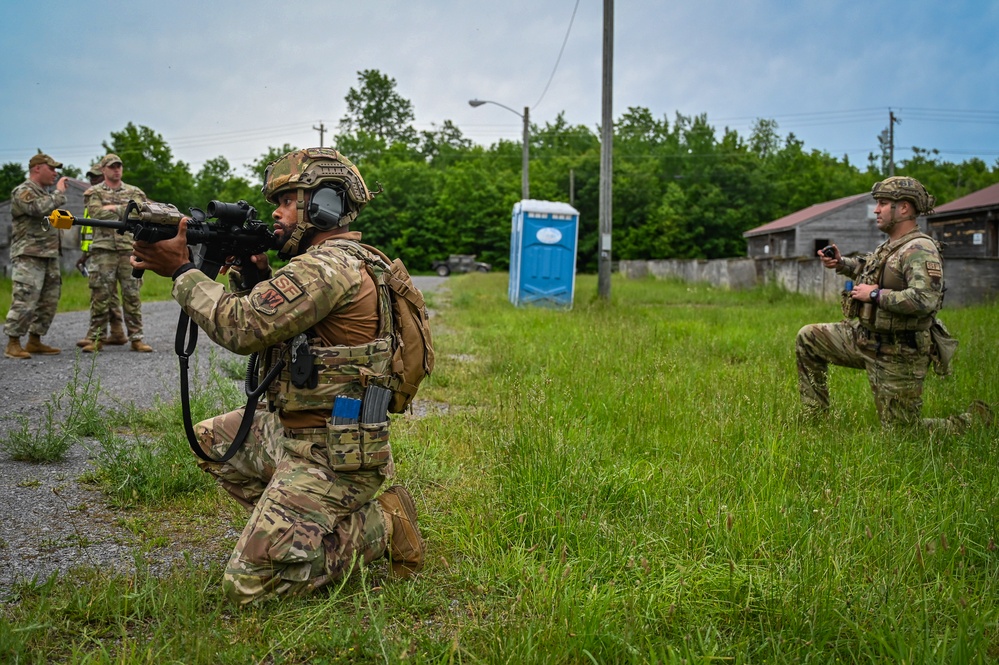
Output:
[{"xmin": 277, "ymin": 189, "xmax": 313, "ymax": 259}]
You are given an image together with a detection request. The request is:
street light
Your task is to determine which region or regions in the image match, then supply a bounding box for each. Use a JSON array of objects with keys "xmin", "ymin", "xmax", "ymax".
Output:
[{"xmin": 469, "ymin": 98, "xmax": 530, "ymax": 200}]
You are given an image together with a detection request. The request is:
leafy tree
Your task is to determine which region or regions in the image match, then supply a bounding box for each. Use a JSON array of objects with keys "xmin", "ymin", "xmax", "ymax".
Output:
[
  {"xmin": 419, "ymin": 120, "xmax": 473, "ymax": 166},
  {"xmin": 193, "ymin": 156, "xmax": 255, "ymax": 210},
  {"xmin": 102, "ymin": 123, "xmax": 194, "ymax": 208},
  {"xmin": 0, "ymin": 162, "xmax": 26, "ymax": 197},
  {"xmin": 338, "ymin": 69, "xmax": 418, "ymax": 150}
]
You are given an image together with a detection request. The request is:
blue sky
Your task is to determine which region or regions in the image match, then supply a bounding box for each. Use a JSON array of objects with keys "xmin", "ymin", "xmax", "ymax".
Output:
[{"xmin": 2, "ymin": 0, "xmax": 998, "ymax": 177}]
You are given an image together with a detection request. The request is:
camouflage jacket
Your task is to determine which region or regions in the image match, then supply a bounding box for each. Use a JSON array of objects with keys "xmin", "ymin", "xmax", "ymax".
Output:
[
  {"xmin": 838, "ymin": 229, "xmax": 944, "ymax": 330},
  {"xmin": 171, "ymin": 234, "xmax": 392, "ymax": 427},
  {"xmin": 9, "ymin": 179, "xmax": 66, "ymax": 259},
  {"xmin": 84, "ymin": 181, "xmax": 148, "ymax": 251}
]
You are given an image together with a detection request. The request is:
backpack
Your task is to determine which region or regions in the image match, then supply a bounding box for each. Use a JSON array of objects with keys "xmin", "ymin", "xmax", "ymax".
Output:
[{"xmin": 341, "ymin": 241, "xmax": 435, "ymax": 413}]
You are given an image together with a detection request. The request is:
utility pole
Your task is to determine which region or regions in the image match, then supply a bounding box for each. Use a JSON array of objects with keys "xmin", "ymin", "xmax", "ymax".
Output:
[
  {"xmin": 313, "ymin": 121, "xmax": 327, "ymax": 148},
  {"xmin": 888, "ymin": 110, "xmax": 899, "ymax": 176},
  {"xmin": 597, "ymin": 0, "xmax": 614, "ymax": 301}
]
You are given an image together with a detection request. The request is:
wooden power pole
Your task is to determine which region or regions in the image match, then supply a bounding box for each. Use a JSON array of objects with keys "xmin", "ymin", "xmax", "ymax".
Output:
[{"xmin": 597, "ymin": 0, "xmax": 614, "ymax": 301}]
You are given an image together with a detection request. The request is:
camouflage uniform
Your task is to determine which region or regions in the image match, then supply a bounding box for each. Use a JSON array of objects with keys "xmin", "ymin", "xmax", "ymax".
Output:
[
  {"xmin": 3, "ymin": 179, "xmax": 65, "ymax": 338},
  {"xmin": 173, "ymin": 233, "xmax": 395, "ymax": 604},
  {"xmin": 80, "ymin": 212, "xmax": 123, "ymax": 337},
  {"xmin": 796, "ymin": 229, "xmax": 972, "ymax": 431},
  {"xmin": 84, "ymin": 180, "xmax": 148, "ymax": 341}
]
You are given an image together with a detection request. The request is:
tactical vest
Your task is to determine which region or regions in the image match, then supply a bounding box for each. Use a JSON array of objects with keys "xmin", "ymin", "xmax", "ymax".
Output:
[
  {"xmin": 263, "ymin": 243, "xmax": 396, "ymax": 413},
  {"xmin": 855, "ymin": 231, "xmax": 938, "ymax": 333}
]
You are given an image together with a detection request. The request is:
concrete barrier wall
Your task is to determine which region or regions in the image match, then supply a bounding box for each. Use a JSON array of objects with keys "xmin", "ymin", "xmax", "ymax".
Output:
[{"xmin": 620, "ymin": 257, "xmax": 999, "ymax": 308}]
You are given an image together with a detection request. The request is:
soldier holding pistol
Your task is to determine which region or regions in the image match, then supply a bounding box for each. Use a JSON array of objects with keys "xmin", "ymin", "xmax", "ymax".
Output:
[{"xmin": 796, "ymin": 176, "xmax": 992, "ymax": 431}]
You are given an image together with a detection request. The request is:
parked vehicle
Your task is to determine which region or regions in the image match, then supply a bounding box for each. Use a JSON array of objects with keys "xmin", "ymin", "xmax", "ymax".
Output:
[{"xmin": 431, "ymin": 254, "xmax": 492, "ymax": 277}]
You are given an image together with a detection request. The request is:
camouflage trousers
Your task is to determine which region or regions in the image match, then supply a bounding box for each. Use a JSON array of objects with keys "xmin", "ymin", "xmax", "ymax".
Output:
[
  {"xmin": 194, "ymin": 407, "xmax": 390, "ymax": 605},
  {"xmin": 83, "ymin": 254, "xmax": 123, "ymax": 333},
  {"xmin": 796, "ymin": 319, "xmax": 970, "ymax": 432},
  {"xmin": 85, "ymin": 250, "xmax": 143, "ymax": 341},
  {"xmin": 3, "ymin": 255, "xmax": 61, "ymax": 338}
]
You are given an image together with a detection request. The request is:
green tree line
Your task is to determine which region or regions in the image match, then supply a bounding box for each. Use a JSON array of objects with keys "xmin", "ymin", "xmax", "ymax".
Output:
[{"xmin": 5, "ymin": 69, "xmax": 998, "ymax": 272}]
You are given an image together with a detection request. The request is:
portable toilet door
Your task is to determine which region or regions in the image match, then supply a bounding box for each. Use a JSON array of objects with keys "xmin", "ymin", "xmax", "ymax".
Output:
[{"xmin": 509, "ymin": 200, "xmax": 579, "ymax": 309}]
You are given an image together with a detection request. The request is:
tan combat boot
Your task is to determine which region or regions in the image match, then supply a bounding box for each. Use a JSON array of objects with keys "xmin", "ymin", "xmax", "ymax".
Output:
[
  {"xmin": 130, "ymin": 340, "xmax": 153, "ymax": 353},
  {"xmin": 377, "ymin": 485, "xmax": 425, "ymax": 578},
  {"xmin": 104, "ymin": 320, "xmax": 128, "ymax": 345},
  {"xmin": 25, "ymin": 334, "xmax": 60, "ymax": 355},
  {"xmin": 5, "ymin": 336, "xmax": 31, "ymax": 359},
  {"xmin": 80, "ymin": 339, "xmax": 102, "ymax": 353}
]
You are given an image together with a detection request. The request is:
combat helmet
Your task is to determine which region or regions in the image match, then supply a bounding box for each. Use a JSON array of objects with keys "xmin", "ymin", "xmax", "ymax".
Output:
[
  {"xmin": 871, "ymin": 176, "xmax": 936, "ymax": 216},
  {"xmin": 262, "ymin": 147, "xmax": 378, "ymax": 257}
]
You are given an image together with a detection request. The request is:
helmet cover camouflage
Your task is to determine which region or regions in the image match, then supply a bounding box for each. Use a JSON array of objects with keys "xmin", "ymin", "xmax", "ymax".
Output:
[
  {"xmin": 262, "ymin": 147, "xmax": 375, "ymax": 212},
  {"xmin": 262, "ymin": 147, "xmax": 378, "ymax": 257},
  {"xmin": 871, "ymin": 176, "xmax": 936, "ymax": 215}
]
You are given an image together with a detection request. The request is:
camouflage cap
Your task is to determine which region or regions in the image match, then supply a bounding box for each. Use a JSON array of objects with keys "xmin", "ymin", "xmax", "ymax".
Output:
[
  {"xmin": 86, "ymin": 164, "xmax": 103, "ymax": 178},
  {"xmin": 871, "ymin": 176, "xmax": 936, "ymax": 215},
  {"xmin": 28, "ymin": 153, "xmax": 62, "ymax": 169},
  {"xmin": 99, "ymin": 154, "xmax": 123, "ymax": 168}
]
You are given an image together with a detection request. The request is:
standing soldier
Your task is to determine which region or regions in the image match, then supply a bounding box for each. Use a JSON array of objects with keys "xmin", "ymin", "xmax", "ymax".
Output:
[
  {"xmin": 3, "ymin": 152, "xmax": 68, "ymax": 359},
  {"xmin": 796, "ymin": 176, "xmax": 992, "ymax": 431},
  {"xmin": 76, "ymin": 163, "xmax": 127, "ymax": 348},
  {"xmin": 82, "ymin": 154, "xmax": 153, "ymax": 353}
]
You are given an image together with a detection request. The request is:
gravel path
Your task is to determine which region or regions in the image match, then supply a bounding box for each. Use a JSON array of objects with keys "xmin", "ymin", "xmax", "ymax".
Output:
[{"xmin": 0, "ymin": 276, "xmax": 446, "ymax": 598}]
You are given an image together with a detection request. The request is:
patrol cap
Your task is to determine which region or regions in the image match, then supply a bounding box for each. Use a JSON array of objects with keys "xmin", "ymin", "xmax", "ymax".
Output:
[
  {"xmin": 29, "ymin": 153, "xmax": 62, "ymax": 169},
  {"xmin": 86, "ymin": 164, "xmax": 102, "ymax": 178},
  {"xmin": 100, "ymin": 154, "xmax": 123, "ymax": 168}
]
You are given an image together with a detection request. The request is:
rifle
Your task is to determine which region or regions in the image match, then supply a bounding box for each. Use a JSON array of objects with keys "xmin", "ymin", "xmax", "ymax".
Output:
[
  {"xmin": 49, "ymin": 200, "xmax": 283, "ymax": 464},
  {"xmin": 49, "ymin": 199, "xmax": 277, "ymax": 283}
]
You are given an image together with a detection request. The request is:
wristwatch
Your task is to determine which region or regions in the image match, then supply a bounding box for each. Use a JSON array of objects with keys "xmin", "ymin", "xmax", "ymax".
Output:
[{"xmin": 870, "ymin": 288, "xmax": 880, "ymax": 304}]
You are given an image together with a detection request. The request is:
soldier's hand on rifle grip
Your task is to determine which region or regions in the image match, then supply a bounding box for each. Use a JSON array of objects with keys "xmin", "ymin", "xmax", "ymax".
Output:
[{"xmin": 131, "ymin": 217, "xmax": 194, "ymax": 279}]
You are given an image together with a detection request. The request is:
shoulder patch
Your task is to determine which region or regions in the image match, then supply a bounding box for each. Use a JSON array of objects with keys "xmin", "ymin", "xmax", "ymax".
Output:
[
  {"xmin": 926, "ymin": 261, "xmax": 942, "ymax": 278},
  {"xmin": 251, "ymin": 288, "xmax": 286, "ymax": 316},
  {"xmin": 271, "ymin": 274, "xmax": 304, "ymax": 302}
]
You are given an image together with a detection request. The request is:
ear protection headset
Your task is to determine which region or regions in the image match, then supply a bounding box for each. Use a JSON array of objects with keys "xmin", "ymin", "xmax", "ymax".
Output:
[{"xmin": 308, "ymin": 185, "xmax": 346, "ymax": 230}]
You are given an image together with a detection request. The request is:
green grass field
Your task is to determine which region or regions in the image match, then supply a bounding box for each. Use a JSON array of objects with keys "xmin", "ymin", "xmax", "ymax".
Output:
[
  {"xmin": 2, "ymin": 272, "xmax": 998, "ymax": 663},
  {"xmin": 0, "ymin": 271, "xmax": 175, "ymax": 315}
]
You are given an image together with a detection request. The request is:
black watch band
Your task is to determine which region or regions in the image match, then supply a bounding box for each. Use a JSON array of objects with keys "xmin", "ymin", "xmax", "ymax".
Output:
[{"xmin": 172, "ymin": 262, "xmax": 198, "ymax": 281}]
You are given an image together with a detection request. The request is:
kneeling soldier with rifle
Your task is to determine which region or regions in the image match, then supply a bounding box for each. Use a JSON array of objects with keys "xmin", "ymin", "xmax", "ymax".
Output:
[{"xmin": 128, "ymin": 148, "xmax": 425, "ymax": 604}]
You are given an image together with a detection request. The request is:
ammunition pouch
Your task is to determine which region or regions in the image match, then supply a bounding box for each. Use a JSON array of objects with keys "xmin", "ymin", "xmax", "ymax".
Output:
[
  {"xmin": 265, "ymin": 337, "xmax": 393, "ymax": 412},
  {"xmin": 283, "ymin": 420, "xmax": 393, "ymax": 475},
  {"xmin": 841, "ymin": 292, "xmax": 860, "ymax": 319},
  {"xmin": 928, "ymin": 318, "xmax": 958, "ymax": 376},
  {"xmin": 857, "ymin": 327, "xmax": 928, "ymax": 356}
]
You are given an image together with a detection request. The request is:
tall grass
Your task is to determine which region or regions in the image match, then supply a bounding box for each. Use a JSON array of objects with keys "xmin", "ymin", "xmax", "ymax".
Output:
[{"xmin": 2, "ymin": 272, "xmax": 997, "ymax": 663}]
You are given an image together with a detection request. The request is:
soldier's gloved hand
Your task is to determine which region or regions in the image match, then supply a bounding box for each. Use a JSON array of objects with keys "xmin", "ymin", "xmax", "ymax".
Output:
[{"xmin": 130, "ymin": 217, "xmax": 193, "ymax": 278}]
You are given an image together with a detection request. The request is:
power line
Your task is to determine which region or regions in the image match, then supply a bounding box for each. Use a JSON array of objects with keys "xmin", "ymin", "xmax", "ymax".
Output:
[{"xmin": 532, "ymin": 0, "xmax": 581, "ymax": 112}]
